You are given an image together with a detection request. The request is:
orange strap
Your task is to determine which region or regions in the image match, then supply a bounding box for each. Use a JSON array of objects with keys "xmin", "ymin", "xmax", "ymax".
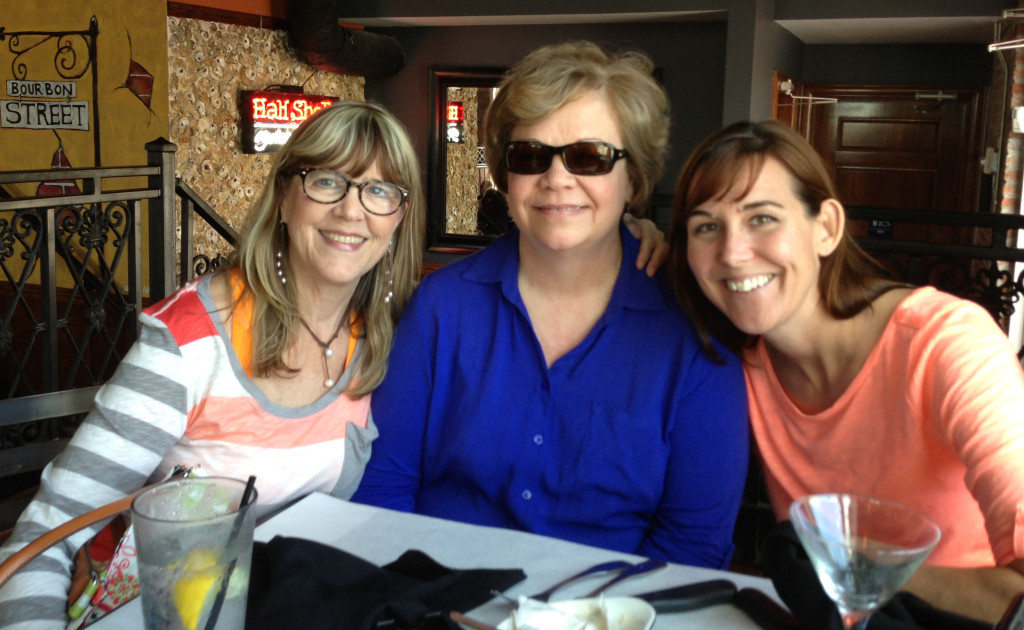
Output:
[{"xmin": 0, "ymin": 490, "xmax": 146, "ymax": 590}]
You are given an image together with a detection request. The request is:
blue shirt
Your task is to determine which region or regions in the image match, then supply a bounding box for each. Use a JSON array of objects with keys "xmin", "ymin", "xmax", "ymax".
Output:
[{"xmin": 353, "ymin": 225, "xmax": 749, "ymax": 568}]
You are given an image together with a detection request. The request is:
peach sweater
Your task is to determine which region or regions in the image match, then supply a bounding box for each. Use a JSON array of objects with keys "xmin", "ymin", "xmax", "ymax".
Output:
[{"xmin": 746, "ymin": 287, "xmax": 1024, "ymax": 567}]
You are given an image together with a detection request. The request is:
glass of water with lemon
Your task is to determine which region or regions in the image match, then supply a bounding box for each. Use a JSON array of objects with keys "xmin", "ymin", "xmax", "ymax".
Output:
[{"xmin": 132, "ymin": 477, "xmax": 258, "ymax": 630}]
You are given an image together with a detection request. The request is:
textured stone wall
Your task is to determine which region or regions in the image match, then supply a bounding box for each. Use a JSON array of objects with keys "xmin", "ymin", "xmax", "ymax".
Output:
[
  {"xmin": 167, "ymin": 17, "xmax": 364, "ymax": 264},
  {"xmin": 444, "ymin": 86, "xmax": 481, "ymax": 235}
]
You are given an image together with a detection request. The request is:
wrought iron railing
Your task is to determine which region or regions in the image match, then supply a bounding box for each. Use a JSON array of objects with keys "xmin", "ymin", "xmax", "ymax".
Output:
[
  {"xmin": 0, "ymin": 139, "xmax": 236, "ymax": 479},
  {"xmin": 846, "ymin": 205, "xmax": 1024, "ymax": 340},
  {"xmin": 176, "ymin": 179, "xmax": 237, "ymax": 281}
]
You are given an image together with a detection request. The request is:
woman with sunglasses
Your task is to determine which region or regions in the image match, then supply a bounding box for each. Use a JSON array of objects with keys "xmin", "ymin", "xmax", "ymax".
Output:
[
  {"xmin": 0, "ymin": 101, "xmax": 424, "ymax": 628},
  {"xmin": 670, "ymin": 119, "xmax": 1024, "ymax": 622},
  {"xmin": 352, "ymin": 41, "xmax": 749, "ymax": 568}
]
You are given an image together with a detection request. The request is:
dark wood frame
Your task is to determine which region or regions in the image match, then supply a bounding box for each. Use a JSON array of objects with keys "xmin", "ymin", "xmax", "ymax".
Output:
[
  {"xmin": 426, "ymin": 66, "xmax": 506, "ymax": 253},
  {"xmin": 166, "ymin": 2, "xmax": 287, "ymax": 29}
]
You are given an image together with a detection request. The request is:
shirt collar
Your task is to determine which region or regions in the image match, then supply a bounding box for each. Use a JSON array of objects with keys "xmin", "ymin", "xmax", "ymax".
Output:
[{"xmin": 459, "ymin": 221, "xmax": 671, "ymax": 314}]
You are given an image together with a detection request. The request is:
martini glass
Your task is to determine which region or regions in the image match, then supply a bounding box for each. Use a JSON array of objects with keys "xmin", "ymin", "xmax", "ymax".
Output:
[{"xmin": 789, "ymin": 493, "xmax": 941, "ymax": 630}]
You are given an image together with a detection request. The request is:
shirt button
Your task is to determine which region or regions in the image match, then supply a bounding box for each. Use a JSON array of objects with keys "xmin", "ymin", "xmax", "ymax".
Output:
[
  {"xmin": 533, "ymin": 434, "xmax": 544, "ymax": 445},
  {"xmin": 522, "ymin": 490, "xmax": 533, "ymax": 500}
]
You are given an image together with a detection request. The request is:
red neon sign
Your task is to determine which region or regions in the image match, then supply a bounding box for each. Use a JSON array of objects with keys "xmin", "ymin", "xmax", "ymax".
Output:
[
  {"xmin": 249, "ymin": 95, "xmax": 336, "ymax": 124},
  {"xmin": 446, "ymin": 102, "xmax": 464, "ymax": 123},
  {"xmin": 239, "ymin": 90, "xmax": 340, "ymax": 154}
]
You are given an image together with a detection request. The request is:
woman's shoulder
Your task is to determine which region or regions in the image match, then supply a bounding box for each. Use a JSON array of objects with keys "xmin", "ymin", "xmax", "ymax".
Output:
[
  {"xmin": 884, "ymin": 286, "xmax": 1011, "ymax": 364},
  {"xmin": 139, "ymin": 272, "xmax": 232, "ymax": 346},
  {"xmin": 891, "ymin": 286, "xmax": 993, "ymax": 330}
]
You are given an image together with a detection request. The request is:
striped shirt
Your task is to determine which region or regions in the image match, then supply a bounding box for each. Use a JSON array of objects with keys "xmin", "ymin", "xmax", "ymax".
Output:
[{"xmin": 0, "ymin": 272, "xmax": 376, "ymax": 629}]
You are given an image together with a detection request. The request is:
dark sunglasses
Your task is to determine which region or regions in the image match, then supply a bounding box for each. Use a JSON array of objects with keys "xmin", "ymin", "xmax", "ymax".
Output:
[{"xmin": 504, "ymin": 141, "xmax": 629, "ymax": 176}]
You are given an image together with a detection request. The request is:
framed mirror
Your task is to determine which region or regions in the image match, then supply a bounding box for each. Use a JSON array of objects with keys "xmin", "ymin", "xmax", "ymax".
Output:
[{"xmin": 427, "ymin": 67, "xmax": 508, "ymax": 252}]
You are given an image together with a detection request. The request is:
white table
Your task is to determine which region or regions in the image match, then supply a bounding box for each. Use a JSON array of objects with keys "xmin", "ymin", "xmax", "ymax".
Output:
[{"xmin": 92, "ymin": 493, "xmax": 786, "ymax": 629}]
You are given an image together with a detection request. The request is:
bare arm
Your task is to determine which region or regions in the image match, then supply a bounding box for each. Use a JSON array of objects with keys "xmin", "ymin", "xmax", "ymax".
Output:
[{"xmin": 905, "ymin": 557, "xmax": 1024, "ymax": 622}]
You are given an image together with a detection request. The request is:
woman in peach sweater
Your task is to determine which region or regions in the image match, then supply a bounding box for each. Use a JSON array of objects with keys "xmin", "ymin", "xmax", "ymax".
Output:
[{"xmin": 668, "ymin": 119, "xmax": 1024, "ymax": 623}]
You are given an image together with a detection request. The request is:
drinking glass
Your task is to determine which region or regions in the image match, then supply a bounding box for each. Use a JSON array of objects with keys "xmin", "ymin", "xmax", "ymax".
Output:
[
  {"xmin": 132, "ymin": 477, "xmax": 258, "ymax": 630},
  {"xmin": 789, "ymin": 493, "xmax": 941, "ymax": 630}
]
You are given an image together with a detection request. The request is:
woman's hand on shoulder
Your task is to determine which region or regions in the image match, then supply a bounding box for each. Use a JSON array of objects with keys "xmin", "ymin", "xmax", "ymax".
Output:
[{"xmin": 623, "ymin": 213, "xmax": 668, "ymax": 277}]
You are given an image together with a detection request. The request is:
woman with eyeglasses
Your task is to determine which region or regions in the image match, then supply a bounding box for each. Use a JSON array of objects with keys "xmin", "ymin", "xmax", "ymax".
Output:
[
  {"xmin": 351, "ymin": 41, "xmax": 749, "ymax": 568},
  {"xmin": 0, "ymin": 101, "xmax": 424, "ymax": 628},
  {"xmin": 670, "ymin": 119, "xmax": 1024, "ymax": 622}
]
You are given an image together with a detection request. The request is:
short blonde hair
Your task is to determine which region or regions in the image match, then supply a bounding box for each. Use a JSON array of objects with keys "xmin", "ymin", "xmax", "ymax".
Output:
[
  {"xmin": 484, "ymin": 40, "xmax": 670, "ymax": 214},
  {"xmin": 233, "ymin": 101, "xmax": 425, "ymax": 396}
]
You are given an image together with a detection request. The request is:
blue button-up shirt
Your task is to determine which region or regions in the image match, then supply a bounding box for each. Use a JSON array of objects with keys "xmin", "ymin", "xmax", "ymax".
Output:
[{"xmin": 353, "ymin": 224, "xmax": 749, "ymax": 568}]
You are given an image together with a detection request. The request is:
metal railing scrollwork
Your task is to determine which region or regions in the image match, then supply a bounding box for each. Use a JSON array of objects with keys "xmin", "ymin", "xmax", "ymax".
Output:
[
  {"xmin": 0, "ymin": 139, "xmax": 237, "ymax": 479},
  {"xmin": 846, "ymin": 205, "xmax": 1024, "ymax": 357}
]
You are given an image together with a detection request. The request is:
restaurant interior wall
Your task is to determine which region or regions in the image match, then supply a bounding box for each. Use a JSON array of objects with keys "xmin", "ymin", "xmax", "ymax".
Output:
[
  {"xmin": 0, "ymin": 1, "xmax": 363, "ymax": 289},
  {"xmin": 0, "ymin": 0, "xmax": 170, "ymax": 525},
  {"xmin": 363, "ymin": 20, "xmax": 729, "ymax": 220},
  {"xmin": 166, "ymin": 16, "xmax": 362, "ymax": 266},
  {"xmin": 801, "ymin": 44, "xmax": 994, "ymax": 85},
  {"xmin": 0, "ymin": 0, "xmax": 170, "ymax": 295}
]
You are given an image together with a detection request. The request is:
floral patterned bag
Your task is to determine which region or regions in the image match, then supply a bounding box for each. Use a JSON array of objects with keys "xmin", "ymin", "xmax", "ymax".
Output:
[{"xmin": 65, "ymin": 465, "xmax": 200, "ymax": 629}]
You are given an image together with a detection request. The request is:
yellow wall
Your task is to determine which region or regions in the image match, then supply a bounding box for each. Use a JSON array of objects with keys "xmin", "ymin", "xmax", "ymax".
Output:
[
  {"xmin": 1, "ymin": 0, "xmax": 170, "ymax": 294},
  {"xmin": 1, "ymin": 2, "xmax": 364, "ymax": 295},
  {"xmin": 1, "ymin": 0, "xmax": 170, "ymax": 177}
]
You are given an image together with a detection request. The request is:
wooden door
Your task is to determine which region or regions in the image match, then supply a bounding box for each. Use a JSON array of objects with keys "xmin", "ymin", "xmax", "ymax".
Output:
[{"xmin": 800, "ymin": 84, "xmax": 985, "ymax": 242}]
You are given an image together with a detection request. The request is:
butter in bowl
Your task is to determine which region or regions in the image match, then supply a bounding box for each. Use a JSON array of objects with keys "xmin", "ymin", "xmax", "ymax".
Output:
[{"xmin": 498, "ymin": 596, "xmax": 656, "ymax": 630}]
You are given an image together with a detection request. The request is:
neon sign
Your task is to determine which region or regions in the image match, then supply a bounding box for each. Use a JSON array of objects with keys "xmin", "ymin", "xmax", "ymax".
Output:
[
  {"xmin": 239, "ymin": 90, "xmax": 340, "ymax": 154},
  {"xmin": 446, "ymin": 101, "xmax": 465, "ymax": 144},
  {"xmin": 446, "ymin": 102, "xmax": 464, "ymax": 123}
]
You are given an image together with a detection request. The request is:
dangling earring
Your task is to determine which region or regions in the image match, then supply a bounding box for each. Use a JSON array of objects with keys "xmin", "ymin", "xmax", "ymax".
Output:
[
  {"xmin": 383, "ymin": 239, "xmax": 394, "ymax": 304},
  {"xmin": 276, "ymin": 221, "xmax": 287, "ymax": 285},
  {"xmin": 276, "ymin": 251, "xmax": 286, "ymax": 285}
]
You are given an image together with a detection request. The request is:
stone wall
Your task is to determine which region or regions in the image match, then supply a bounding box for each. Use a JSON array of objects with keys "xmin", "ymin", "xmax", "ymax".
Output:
[{"xmin": 167, "ymin": 17, "xmax": 364, "ymax": 264}]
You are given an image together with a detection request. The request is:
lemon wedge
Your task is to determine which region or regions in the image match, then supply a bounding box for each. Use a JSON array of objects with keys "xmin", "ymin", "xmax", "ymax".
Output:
[{"xmin": 172, "ymin": 549, "xmax": 223, "ymax": 630}]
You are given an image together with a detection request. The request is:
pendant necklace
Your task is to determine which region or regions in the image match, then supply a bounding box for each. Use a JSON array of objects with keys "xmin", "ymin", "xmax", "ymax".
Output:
[{"xmin": 298, "ymin": 315, "xmax": 347, "ymax": 388}]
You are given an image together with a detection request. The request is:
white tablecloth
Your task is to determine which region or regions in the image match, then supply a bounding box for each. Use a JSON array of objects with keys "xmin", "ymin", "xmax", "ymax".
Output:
[{"xmin": 91, "ymin": 492, "xmax": 786, "ymax": 629}]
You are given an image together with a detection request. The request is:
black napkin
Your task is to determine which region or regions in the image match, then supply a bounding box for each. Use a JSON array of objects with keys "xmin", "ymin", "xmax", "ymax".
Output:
[
  {"xmin": 760, "ymin": 520, "xmax": 989, "ymax": 630},
  {"xmin": 245, "ymin": 536, "xmax": 526, "ymax": 630}
]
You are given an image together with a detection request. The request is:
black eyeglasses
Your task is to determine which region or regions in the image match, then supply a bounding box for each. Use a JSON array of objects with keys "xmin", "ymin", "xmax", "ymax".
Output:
[
  {"xmin": 291, "ymin": 168, "xmax": 409, "ymax": 216},
  {"xmin": 504, "ymin": 141, "xmax": 629, "ymax": 176}
]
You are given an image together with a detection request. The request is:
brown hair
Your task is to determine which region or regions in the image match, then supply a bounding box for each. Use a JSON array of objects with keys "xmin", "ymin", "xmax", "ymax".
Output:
[
  {"xmin": 667, "ymin": 119, "xmax": 900, "ymax": 358},
  {"xmin": 232, "ymin": 101, "xmax": 425, "ymax": 396},
  {"xmin": 484, "ymin": 40, "xmax": 669, "ymax": 214}
]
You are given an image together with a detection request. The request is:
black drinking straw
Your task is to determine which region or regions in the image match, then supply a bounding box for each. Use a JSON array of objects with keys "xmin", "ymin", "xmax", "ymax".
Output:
[{"xmin": 203, "ymin": 475, "xmax": 256, "ymax": 630}]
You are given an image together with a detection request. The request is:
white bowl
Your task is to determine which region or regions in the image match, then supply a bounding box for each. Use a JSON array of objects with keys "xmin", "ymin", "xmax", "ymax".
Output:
[{"xmin": 496, "ymin": 596, "xmax": 656, "ymax": 630}]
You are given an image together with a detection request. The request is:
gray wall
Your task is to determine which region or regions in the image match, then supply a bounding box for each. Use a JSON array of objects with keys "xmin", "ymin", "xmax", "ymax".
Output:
[
  {"xmin": 348, "ymin": 1, "xmax": 1002, "ymax": 258},
  {"xmin": 365, "ymin": 21, "xmax": 729, "ymax": 204},
  {"xmin": 802, "ymin": 44, "xmax": 994, "ymax": 85}
]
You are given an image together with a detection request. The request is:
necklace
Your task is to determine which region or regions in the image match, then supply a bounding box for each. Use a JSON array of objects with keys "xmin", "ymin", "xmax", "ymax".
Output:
[{"xmin": 298, "ymin": 315, "xmax": 347, "ymax": 388}]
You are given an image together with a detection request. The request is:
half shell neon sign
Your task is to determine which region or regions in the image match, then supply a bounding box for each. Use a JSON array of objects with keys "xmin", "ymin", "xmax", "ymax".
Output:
[{"xmin": 240, "ymin": 89, "xmax": 339, "ymax": 154}]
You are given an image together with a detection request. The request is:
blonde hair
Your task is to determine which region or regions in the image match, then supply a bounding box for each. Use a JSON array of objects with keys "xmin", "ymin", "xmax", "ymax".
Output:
[
  {"xmin": 484, "ymin": 40, "xmax": 670, "ymax": 214},
  {"xmin": 231, "ymin": 101, "xmax": 424, "ymax": 396}
]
